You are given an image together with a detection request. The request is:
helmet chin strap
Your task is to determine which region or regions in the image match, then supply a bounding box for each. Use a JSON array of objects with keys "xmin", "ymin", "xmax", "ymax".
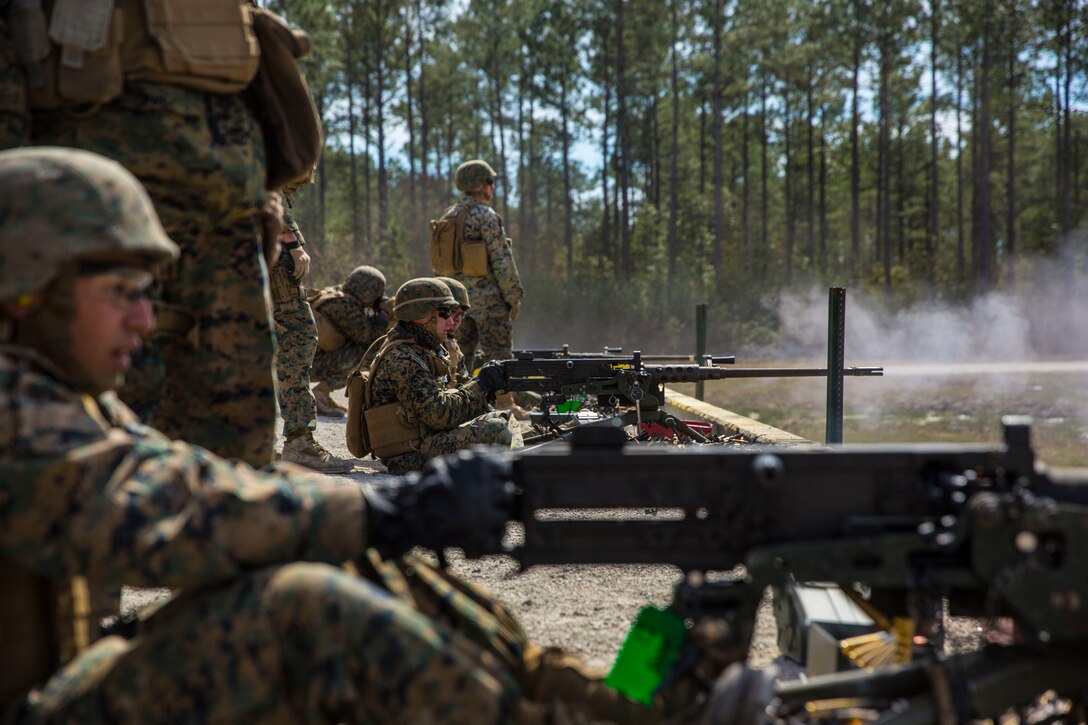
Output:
[{"xmin": 13, "ymin": 266, "xmax": 117, "ymax": 396}]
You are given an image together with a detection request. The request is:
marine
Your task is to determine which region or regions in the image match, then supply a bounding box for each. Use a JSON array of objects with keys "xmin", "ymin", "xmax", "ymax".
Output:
[
  {"xmin": 364, "ymin": 277, "xmax": 522, "ymax": 474},
  {"xmin": 0, "ymin": 147, "xmax": 741, "ymax": 725},
  {"xmin": 308, "ymin": 265, "xmax": 392, "ymax": 417},
  {"xmin": 432, "ymin": 160, "xmax": 523, "ymax": 367},
  {"xmin": 435, "ymin": 275, "xmax": 473, "ymax": 383},
  {"xmin": 271, "ymin": 181, "xmax": 353, "ymax": 472}
]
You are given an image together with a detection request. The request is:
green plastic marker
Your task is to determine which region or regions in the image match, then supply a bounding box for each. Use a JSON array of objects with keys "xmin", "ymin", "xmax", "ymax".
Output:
[
  {"xmin": 604, "ymin": 605, "xmax": 688, "ymax": 705},
  {"xmin": 555, "ymin": 396, "xmax": 585, "ymax": 414}
]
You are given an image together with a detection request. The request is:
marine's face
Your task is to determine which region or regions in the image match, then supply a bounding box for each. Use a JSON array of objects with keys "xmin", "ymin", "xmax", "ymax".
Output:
[
  {"xmin": 449, "ymin": 306, "xmax": 466, "ymax": 331},
  {"xmin": 68, "ymin": 269, "xmax": 155, "ymax": 393},
  {"xmin": 434, "ymin": 306, "xmax": 457, "ymax": 340}
]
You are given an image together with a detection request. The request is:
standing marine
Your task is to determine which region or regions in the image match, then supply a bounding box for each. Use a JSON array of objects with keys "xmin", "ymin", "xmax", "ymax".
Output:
[
  {"xmin": 0, "ymin": 1, "xmax": 321, "ymax": 468},
  {"xmin": 271, "ymin": 181, "xmax": 353, "ymax": 472},
  {"xmin": 308, "ymin": 264, "xmax": 392, "ymax": 417},
  {"xmin": 362, "ymin": 277, "xmax": 521, "ymax": 474},
  {"xmin": 431, "ymin": 160, "xmax": 523, "ymax": 375}
]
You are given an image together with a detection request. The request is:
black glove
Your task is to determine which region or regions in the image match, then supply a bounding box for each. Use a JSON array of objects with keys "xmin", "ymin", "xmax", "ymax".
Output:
[
  {"xmin": 364, "ymin": 449, "xmax": 514, "ymax": 559},
  {"xmin": 475, "ymin": 360, "xmax": 506, "ymax": 396}
]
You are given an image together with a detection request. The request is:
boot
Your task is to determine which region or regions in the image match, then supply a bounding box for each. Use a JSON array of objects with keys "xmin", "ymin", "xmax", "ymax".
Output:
[
  {"xmin": 313, "ymin": 381, "xmax": 347, "ymax": 418},
  {"xmin": 281, "ymin": 433, "xmax": 355, "ymax": 473},
  {"xmin": 494, "ymin": 392, "xmax": 532, "ymax": 421}
]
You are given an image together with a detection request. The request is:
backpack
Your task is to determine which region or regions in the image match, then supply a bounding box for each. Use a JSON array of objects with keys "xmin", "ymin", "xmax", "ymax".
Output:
[
  {"xmin": 307, "ymin": 287, "xmax": 348, "ymax": 351},
  {"xmin": 429, "ymin": 202, "xmax": 489, "ymax": 276},
  {"xmin": 346, "ymin": 338, "xmax": 432, "ymax": 459}
]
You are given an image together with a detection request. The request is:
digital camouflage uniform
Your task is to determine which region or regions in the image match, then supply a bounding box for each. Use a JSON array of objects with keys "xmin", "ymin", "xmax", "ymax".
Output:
[
  {"xmin": 369, "ymin": 322, "xmax": 522, "ymax": 474},
  {"xmin": 0, "ymin": 347, "xmax": 523, "ymax": 723},
  {"xmin": 310, "ymin": 291, "xmax": 390, "ymax": 392},
  {"xmin": 271, "ymin": 198, "xmax": 318, "ymax": 440},
  {"xmin": 0, "ymin": 2, "xmax": 277, "ymax": 468},
  {"xmin": 445, "ymin": 197, "xmax": 523, "ymax": 371},
  {"xmin": 0, "ymin": 349, "xmax": 685, "ymax": 725}
]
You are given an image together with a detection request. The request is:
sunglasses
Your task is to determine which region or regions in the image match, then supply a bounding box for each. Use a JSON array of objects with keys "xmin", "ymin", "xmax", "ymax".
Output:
[
  {"xmin": 485, "ymin": 177, "xmax": 497, "ymax": 186},
  {"xmin": 435, "ymin": 307, "xmax": 454, "ymax": 319}
]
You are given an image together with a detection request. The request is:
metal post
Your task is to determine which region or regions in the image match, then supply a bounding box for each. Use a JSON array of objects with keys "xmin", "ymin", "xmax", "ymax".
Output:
[
  {"xmin": 695, "ymin": 303, "xmax": 708, "ymax": 401},
  {"xmin": 825, "ymin": 288, "xmax": 846, "ymax": 444}
]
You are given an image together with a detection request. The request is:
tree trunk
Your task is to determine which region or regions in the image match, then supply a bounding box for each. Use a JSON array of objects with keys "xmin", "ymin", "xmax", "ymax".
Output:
[
  {"xmin": 760, "ymin": 75, "xmax": 769, "ymax": 259},
  {"xmin": 878, "ymin": 31, "xmax": 891, "ymax": 290},
  {"xmin": 819, "ymin": 107, "xmax": 828, "ymax": 272},
  {"xmin": 971, "ymin": 1, "xmax": 993, "ymax": 292},
  {"xmin": 373, "ymin": 0, "xmax": 388, "ymax": 244},
  {"xmin": 741, "ymin": 81, "xmax": 750, "ymax": 266},
  {"xmin": 415, "ymin": 0, "xmax": 429, "ymax": 211},
  {"xmin": 601, "ymin": 32, "xmax": 612, "ymax": 259},
  {"xmin": 403, "ymin": 4, "xmax": 419, "ymax": 271},
  {"xmin": 616, "ymin": 0, "xmax": 631, "ymax": 278},
  {"xmin": 928, "ymin": 0, "xmax": 939, "ymax": 284},
  {"xmin": 1006, "ymin": 0, "xmax": 1017, "ymax": 285},
  {"xmin": 1060, "ymin": 0, "xmax": 1072, "ymax": 236},
  {"xmin": 784, "ymin": 83, "xmax": 794, "ymax": 279},
  {"xmin": 489, "ymin": 39, "xmax": 511, "ymax": 223},
  {"xmin": 711, "ymin": 0, "xmax": 725, "ymax": 286},
  {"xmin": 668, "ymin": 0, "xmax": 680, "ymax": 293},
  {"xmin": 956, "ymin": 50, "xmax": 965, "ymax": 284},
  {"xmin": 344, "ymin": 15, "xmax": 363, "ymax": 259},
  {"xmin": 561, "ymin": 75, "xmax": 574, "ymax": 282},
  {"xmin": 850, "ymin": 4, "xmax": 862, "ymax": 275},
  {"xmin": 805, "ymin": 62, "xmax": 815, "ymax": 269}
]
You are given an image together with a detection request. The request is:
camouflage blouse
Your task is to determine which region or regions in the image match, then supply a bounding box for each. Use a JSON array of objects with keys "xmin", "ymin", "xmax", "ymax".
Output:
[{"xmin": 0, "ymin": 346, "xmax": 366, "ymax": 590}]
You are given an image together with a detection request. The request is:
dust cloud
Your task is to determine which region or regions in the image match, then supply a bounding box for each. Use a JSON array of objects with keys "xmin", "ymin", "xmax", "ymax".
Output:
[{"xmin": 771, "ymin": 255, "xmax": 1088, "ymax": 364}]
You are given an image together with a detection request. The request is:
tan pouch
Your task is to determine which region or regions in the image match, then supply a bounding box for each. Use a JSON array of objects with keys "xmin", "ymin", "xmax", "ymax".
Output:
[
  {"xmin": 364, "ymin": 401, "xmax": 421, "ymax": 459},
  {"xmin": 133, "ymin": 0, "xmax": 259, "ymax": 90},
  {"xmin": 429, "ymin": 216, "xmax": 459, "ymax": 276},
  {"xmin": 26, "ymin": 6, "xmax": 124, "ymax": 110},
  {"xmin": 268, "ymin": 265, "xmax": 301, "ymax": 304},
  {"xmin": 461, "ymin": 240, "xmax": 490, "ymax": 276},
  {"xmin": 345, "ymin": 368, "xmax": 370, "ymax": 457},
  {"xmin": 313, "ymin": 306, "xmax": 346, "ymax": 351}
]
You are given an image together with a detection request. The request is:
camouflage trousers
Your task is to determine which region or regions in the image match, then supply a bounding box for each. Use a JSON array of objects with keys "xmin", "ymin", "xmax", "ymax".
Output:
[
  {"xmin": 383, "ymin": 410, "xmax": 523, "ymax": 475},
  {"xmin": 456, "ymin": 282, "xmax": 514, "ymax": 372},
  {"xmin": 23, "ymin": 561, "xmax": 520, "ymax": 723},
  {"xmin": 310, "ymin": 342, "xmax": 368, "ymax": 392},
  {"xmin": 30, "ymin": 82, "xmax": 275, "ymax": 467},
  {"xmin": 16, "ymin": 556, "xmax": 665, "ymax": 724},
  {"xmin": 273, "ymin": 296, "xmax": 318, "ymax": 440}
]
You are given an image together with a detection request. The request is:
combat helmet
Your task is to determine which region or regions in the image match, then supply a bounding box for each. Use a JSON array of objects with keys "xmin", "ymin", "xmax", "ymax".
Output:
[
  {"xmin": 435, "ymin": 276, "xmax": 471, "ymax": 309},
  {"xmin": 454, "ymin": 159, "xmax": 497, "ymax": 193},
  {"xmin": 0, "ymin": 147, "xmax": 177, "ymax": 301},
  {"xmin": 392, "ymin": 277, "xmax": 457, "ymax": 322},
  {"xmin": 343, "ymin": 265, "xmax": 387, "ymax": 306}
]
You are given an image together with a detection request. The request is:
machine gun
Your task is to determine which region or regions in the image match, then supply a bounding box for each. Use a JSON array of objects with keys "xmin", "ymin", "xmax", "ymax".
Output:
[
  {"xmin": 499, "ymin": 352, "xmax": 882, "ymax": 443},
  {"xmin": 485, "ymin": 418, "xmax": 1088, "ymax": 722}
]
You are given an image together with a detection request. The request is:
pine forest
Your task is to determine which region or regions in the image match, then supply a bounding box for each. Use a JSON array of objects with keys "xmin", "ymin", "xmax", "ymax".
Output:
[{"xmin": 265, "ymin": 0, "xmax": 1088, "ymax": 354}]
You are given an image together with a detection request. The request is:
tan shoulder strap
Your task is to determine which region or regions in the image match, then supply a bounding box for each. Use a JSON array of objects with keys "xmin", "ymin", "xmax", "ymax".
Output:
[{"xmin": 363, "ymin": 337, "xmax": 412, "ymax": 408}]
